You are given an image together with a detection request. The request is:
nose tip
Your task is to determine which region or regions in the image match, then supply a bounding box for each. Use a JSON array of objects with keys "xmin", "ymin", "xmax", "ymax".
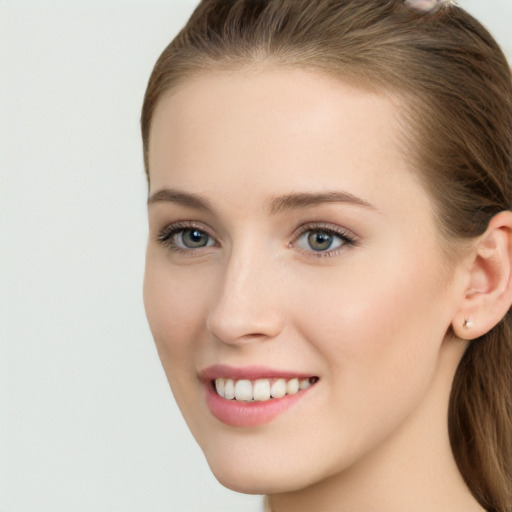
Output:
[
  {"xmin": 205, "ymin": 262, "xmax": 284, "ymax": 346},
  {"xmin": 206, "ymin": 305, "xmax": 283, "ymax": 345}
]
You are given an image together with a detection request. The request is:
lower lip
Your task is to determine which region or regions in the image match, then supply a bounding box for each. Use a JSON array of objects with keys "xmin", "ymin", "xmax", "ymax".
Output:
[{"xmin": 205, "ymin": 382, "xmax": 313, "ymax": 427}]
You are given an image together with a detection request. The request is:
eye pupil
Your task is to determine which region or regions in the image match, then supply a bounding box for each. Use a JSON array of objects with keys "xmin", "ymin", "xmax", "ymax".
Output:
[
  {"xmin": 183, "ymin": 228, "xmax": 209, "ymax": 248},
  {"xmin": 308, "ymin": 231, "xmax": 333, "ymax": 251}
]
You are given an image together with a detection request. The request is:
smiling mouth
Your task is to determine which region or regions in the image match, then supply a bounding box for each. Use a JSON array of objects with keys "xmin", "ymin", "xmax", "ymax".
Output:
[{"xmin": 213, "ymin": 376, "xmax": 319, "ymax": 402}]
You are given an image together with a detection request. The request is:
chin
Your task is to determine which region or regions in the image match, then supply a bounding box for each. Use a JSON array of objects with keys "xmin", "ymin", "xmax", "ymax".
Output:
[
  {"xmin": 213, "ymin": 470, "xmax": 296, "ymax": 496},
  {"xmin": 213, "ymin": 472, "xmax": 271, "ymax": 495},
  {"xmin": 204, "ymin": 449, "xmax": 325, "ymax": 496}
]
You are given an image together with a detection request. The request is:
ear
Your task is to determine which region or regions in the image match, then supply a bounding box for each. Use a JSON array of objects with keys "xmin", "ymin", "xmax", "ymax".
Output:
[{"xmin": 452, "ymin": 211, "xmax": 512, "ymax": 340}]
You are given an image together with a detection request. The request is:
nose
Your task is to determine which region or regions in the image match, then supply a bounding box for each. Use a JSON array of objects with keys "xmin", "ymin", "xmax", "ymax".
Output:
[{"xmin": 206, "ymin": 247, "xmax": 284, "ymax": 345}]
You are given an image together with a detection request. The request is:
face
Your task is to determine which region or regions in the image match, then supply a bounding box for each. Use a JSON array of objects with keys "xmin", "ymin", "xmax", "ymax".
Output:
[{"xmin": 144, "ymin": 68, "xmax": 464, "ymax": 494}]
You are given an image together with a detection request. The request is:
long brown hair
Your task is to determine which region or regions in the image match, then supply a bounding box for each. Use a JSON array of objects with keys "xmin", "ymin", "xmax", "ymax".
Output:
[{"xmin": 141, "ymin": 1, "xmax": 512, "ymax": 509}]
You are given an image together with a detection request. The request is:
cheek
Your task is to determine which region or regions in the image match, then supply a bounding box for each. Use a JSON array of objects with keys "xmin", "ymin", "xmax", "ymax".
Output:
[
  {"xmin": 290, "ymin": 246, "xmax": 450, "ymax": 408},
  {"xmin": 143, "ymin": 254, "xmax": 215, "ymax": 437},
  {"xmin": 143, "ymin": 254, "xmax": 208, "ymax": 364}
]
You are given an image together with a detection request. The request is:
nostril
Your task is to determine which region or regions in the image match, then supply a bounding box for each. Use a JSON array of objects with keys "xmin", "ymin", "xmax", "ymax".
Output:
[{"xmin": 205, "ymin": 288, "xmax": 284, "ymax": 345}]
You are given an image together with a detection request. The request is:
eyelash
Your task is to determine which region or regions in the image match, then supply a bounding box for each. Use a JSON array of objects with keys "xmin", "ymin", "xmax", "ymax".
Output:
[
  {"xmin": 156, "ymin": 221, "xmax": 358, "ymax": 258},
  {"xmin": 292, "ymin": 222, "xmax": 357, "ymax": 258},
  {"xmin": 156, "ymin": 221, "xmax": 217, "ymax": 255}
]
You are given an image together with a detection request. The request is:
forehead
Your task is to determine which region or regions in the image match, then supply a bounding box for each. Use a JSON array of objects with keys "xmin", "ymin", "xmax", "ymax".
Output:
[{"xmin": 148, "ymin": 67, "xmax": 423, "ymax": 216}]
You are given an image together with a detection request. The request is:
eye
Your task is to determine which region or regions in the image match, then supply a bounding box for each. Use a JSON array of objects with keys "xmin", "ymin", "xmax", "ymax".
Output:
[
  {"xmin": 177, "ymin": 228, "xmax": 214, "ymax": 249},
  {"xmin": 296, "ymin": 229, "xmax": 343, "ymax": 252},
  {"xmin": 293, "ymin": 224, "xmax": 356, "ymax": 256},
  {"xmin": 157, "ymin": 223, "xmax": 216, "ymax": 252}
]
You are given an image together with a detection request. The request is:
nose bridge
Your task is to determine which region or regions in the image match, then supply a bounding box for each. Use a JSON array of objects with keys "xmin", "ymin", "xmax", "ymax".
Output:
[{"xmin": 206, "ymin": 236, "xmax": 283, "ymax": 344}]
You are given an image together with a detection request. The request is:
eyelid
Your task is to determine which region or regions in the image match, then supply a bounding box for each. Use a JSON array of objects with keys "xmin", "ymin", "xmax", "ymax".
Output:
[
  {"xmin": 290, "ymin": 222, "xmax": 358, "ymax": 257},
  {"xmin": 156, "ymin": 221, "xmax": 219, "ymax": 253},
  {"xmin": 156, "ymin": 219, "xmax": 358, "ymax": 257}
]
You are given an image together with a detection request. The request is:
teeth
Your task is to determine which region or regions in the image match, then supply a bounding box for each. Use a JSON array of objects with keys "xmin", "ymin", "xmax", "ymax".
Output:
[
  {"xmin": 286, "ymin": 378, "xmax": 299, "ymax": 395},
  {"xmin": 215, "ymin": 378, "xmax": 225, "ymax": 398},
  {"xmin": 253, "ymin": 379, "xmax": 271, "ymax": 401},
  {"xmin": 214, "ymin": 376, "xmax": 317, "ymax": 402},
  {"xmin": 235, "ymin": 380, "xmax": 253, "ymax": 401},
  {"xmin": 270, "ymin": 378, "xmax": 286, "ymax": 398},
  {"xmin": 224, "ymin": 379, "xmax": 235, "ymax": 400},
  {"xmin": 299, "ymin": 378, "xmax": 312, "ymax": 390}
]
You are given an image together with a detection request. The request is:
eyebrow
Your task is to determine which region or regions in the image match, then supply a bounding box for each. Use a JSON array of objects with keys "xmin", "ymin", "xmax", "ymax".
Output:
[
  {"xmin": 269, "ymin": 190, "xmax": 377, "ymax": 214},
  {"xmin": 148, "ymin": 188, "xmax": 377, "ymax": 214},
  {"xmin": 147, "ymin": 188, "xmax": 214, "ymax": 212}
]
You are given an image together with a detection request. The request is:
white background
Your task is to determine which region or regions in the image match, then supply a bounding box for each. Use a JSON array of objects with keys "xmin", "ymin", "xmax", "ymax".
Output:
[{"xmin": 1, "ymin": 1, "xmax": 511, "ymax": 511}]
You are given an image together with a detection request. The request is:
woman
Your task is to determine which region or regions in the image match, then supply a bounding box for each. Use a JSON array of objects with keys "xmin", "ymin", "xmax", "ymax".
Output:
[{"xmin": 141, "ymin": 0, "xmax": 512, "ymax": 510}]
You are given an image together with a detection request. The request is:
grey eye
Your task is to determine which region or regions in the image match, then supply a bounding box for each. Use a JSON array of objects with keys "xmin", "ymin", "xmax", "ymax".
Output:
[
  {"xmin": 296, "ymin": 230, "xmax": 343, "ymax": 252},
  {"xmin": 176, "ymin": 228, "xmax": 214, "ymax": 249}
]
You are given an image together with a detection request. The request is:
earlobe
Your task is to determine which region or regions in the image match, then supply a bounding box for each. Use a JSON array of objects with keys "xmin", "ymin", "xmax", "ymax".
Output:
[{"xmin": 452, "ymin": 211, "xmax": 512, "ymax": 340}]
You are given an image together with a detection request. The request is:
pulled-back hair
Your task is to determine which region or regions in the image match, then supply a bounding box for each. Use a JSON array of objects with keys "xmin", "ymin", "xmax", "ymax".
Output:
[{"xmin": 141, "ymin": 1, "xmax": 512, "ymax": 509}]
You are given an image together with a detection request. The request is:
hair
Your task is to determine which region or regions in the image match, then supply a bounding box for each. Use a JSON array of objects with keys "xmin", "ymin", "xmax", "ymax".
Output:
[{"xmin": 141, "ymin": 1, "xmax": 512, "ymax": 510}]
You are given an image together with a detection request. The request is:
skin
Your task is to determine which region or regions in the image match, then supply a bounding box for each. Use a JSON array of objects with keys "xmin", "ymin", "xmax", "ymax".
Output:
[{"xmin": 144, "ymin": 68, "xmax": 486, "ymax": 511}]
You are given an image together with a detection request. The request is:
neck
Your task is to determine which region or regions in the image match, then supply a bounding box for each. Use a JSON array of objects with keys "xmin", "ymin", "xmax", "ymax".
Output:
[{"xmin": 266, "ymin": 339, "xmax": 484, "ymax": 512}]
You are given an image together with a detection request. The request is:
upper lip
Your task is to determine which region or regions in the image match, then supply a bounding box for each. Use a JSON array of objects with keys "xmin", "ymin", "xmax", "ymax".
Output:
[{"xmin": 200, "ymin": 364, "xmax": 315, "ymax": 382}]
